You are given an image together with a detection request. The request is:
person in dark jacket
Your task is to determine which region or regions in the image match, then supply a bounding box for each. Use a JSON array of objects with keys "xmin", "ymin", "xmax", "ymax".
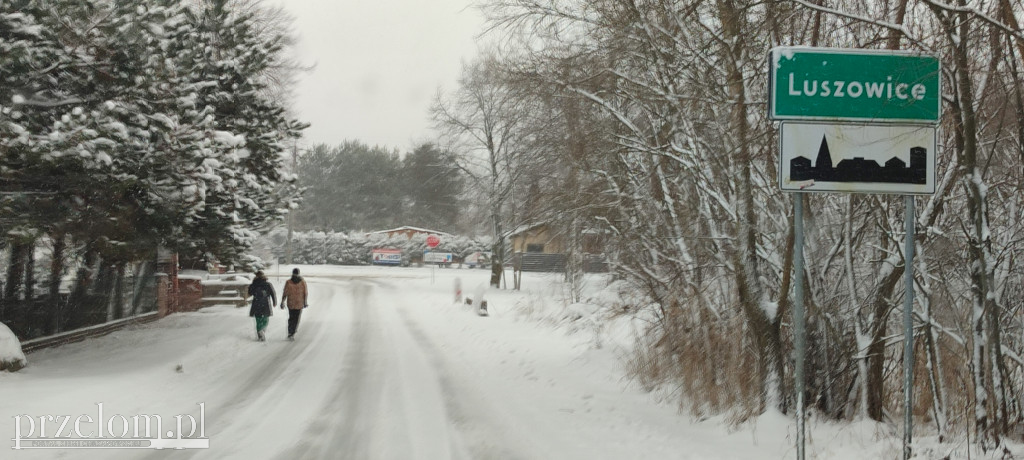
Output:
[
  {"xmin": 248, "ymin": 271, "xmax": 277, "ymax": 341},
  {"xmin": 280, "ymin": 268, "xmax": 308, "ymax": 340}
]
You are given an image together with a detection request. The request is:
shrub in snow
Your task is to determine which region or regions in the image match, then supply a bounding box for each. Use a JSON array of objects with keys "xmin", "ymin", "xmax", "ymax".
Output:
[
  {"xmin": 261, "ymin": 229, "xmax": 491, "ymax": 266},
  {"xmin": 235, "ymin": 253, "xmax": 267, "ymax": 272},
  {"xmin": 0, "ymin": 322, "xmax": 27, "ymax": 372}
]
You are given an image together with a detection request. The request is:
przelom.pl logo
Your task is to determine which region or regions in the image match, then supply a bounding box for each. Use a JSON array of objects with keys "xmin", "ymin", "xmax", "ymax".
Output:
[{"xmin": 11, "ymin": 403, "xmax": 208, "ymax": 450}]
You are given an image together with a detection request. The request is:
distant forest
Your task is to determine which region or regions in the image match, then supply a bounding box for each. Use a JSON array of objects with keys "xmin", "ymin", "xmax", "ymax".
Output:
[{"xmin": 292, "ymin": 141, "xmax": 468, "ymax": 233}]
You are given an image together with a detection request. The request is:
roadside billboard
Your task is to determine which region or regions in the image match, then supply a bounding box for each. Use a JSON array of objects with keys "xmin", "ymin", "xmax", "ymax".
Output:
[
  {"xmin": 423, "ymin": 252, "xmax": 453, "ymax": 265},
  {"xmin": 371, "ymin": 248, "xmax": 402, "ymax": 266}
]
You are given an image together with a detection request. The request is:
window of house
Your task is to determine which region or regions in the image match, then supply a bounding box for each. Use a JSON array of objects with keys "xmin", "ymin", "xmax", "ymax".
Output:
[{"xmin": 526, "ymin": 244, "xmax": 544, "ymax": 253}]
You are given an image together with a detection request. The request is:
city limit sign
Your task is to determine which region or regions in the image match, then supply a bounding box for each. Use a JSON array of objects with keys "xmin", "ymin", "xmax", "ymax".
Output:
[
  {"xmin": 770, "ymin": 47, "xmax": 940, "ymax": 124},
  {"xmin": 779, "ymin": 122, "xmax": 936, "ymax": 195}
]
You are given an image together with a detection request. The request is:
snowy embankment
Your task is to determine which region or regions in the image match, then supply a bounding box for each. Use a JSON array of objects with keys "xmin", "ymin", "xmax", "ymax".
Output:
[
  {"xmin": 375, "ymin": 266, "xmax": 891, "ymax": 460},
  {"xmin": 0, "ymin": 321, "xmax": 27, "ymax": 371},
  {"xmin": 0, "ymin": 264, "xmax": 1017, "ymax": 459},
  {"xmin": 363, "ymin": 265, "xmax": 1020, "ymax": 460}
]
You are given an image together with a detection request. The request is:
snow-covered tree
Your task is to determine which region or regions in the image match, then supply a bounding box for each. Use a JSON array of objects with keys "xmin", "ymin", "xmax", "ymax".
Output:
[
  {"xmin": 0, "ymin": 0, "xmax": 306, "ymax": 338},
  {"xmin": 480, "ymin": 0, "xmax": 1024, "ymax": 449},
  {"xmin": 292, "ymin": 141, "xmax": 405, "ymax": 232},
  {"xmin": 432, "ymin": 53, "xmax": 531, "ymax": 288},
  {"xmin": 401, "ymin": 143, "xmax": 464, "ymax": 230},
  {"xmin": 178, "ymin": 0, "xmax": 306, "ymax": 264}
]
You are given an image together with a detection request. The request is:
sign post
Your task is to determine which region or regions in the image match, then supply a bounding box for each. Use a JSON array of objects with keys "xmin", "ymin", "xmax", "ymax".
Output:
[
  {"xmin": 771, "ymin": 47, "xmax": 939, "ymax": 460},
  {"xmin": 423, "ymin": 234, "xmax": 444, "ymax": 284},
  {"xmin": 903, "ymin": 196, "xmax": 915, "ymax": 460},
  {"xmin": 425, "ymin": 235, "xmax": 442, "ymax": 284},
  {"xmin": 793, "ymin": 195, "xmax": 806, "ymax": 460}
]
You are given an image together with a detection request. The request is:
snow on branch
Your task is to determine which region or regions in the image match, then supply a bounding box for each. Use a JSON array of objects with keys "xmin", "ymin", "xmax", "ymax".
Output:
[
  {"xmin": 922, "ymin": 0, "xmax": 1024, "ymax": 43},
  {"xmin": 14, "ymin": 95, "xmax": 85, "ymax": 108},
  {"xmin": 786, "ymin": 0, "xmax": 929, "ymax": 49}
]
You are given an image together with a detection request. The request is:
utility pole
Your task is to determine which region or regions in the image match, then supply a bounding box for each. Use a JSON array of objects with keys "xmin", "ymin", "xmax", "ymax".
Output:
[{"xmin": 286, "ymin": 141, "xmax": 297, "ymax": 265}]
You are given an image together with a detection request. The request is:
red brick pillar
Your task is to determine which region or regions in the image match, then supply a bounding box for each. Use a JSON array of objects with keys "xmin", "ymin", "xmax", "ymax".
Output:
[
  {"xmin": 156, "ymin": 249, "xmax": 179, "ymax": 316},
  {"xmin": 156, "ymin": 274, "xmax": 170, "ymax": 317}
]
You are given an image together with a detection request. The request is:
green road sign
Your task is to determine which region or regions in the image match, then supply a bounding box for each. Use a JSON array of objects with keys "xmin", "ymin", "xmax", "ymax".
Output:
[{"xmin": 770, "ymin": 47, "xmax": 940, "ymax": 124}]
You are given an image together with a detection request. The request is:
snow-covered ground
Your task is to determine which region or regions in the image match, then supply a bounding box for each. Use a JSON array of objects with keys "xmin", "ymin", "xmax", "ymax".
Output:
[{"xmin": 0, "ymin": 265, "xmax": 1017, "ymax": 459}]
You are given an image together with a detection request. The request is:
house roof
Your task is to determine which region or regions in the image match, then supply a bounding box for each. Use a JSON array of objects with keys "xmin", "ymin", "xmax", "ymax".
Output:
[
  {"xmin": 366, "ymin": 226, "xmax": 453, "ymax": 237},
  {"xmin": 507, "ymin": 222, "xmax": 610, "ymax": 238},
  {"xmin": 506, "ymin": 221, "xmax": 552, "ymax": 238}
]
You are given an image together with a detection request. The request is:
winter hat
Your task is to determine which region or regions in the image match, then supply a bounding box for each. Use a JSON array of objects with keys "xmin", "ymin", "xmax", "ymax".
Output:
[{"xmin": 292, "ymin": 268, "xmax": 300, "ymax": 275}]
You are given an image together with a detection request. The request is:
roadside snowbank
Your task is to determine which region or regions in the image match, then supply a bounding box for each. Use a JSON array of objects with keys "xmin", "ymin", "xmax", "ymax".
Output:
[{"xmin": 0, "ymin": 321, "xmax": 27, "ymax": 371}]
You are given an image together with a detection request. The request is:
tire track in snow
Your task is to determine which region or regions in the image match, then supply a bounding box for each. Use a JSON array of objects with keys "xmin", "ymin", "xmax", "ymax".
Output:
[
  {"xmin": 278, "ymin": 279, "xmax": 476, "ymax": 460},
  {"xmin": 140, "ymin": 284, "xmax": 345, "ymax": 460},
  {"xmin": 274, "ymin": 281, "xmax": 378, "ymax": 460},
  {"xmin": 391, "ymin": 299, "xmax": 536, "ymax": 460}
]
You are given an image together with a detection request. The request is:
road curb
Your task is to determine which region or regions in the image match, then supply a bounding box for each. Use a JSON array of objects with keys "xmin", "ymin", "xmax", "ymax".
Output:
[{"xmin": 20, "ymin": 312, "xmax": 161, "ymax": 354}]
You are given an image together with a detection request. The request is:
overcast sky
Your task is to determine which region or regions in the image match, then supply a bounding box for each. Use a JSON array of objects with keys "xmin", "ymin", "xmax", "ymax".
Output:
[{"xmin": 276, "ymin": 1, "xmax": 487, "ymax": 153}]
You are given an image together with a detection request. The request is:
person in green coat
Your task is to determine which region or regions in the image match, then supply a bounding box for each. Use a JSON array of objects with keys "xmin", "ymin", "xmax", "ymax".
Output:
[{"xmin": 247, "ymin": 271, "xmax": 277, "ymax": 341}]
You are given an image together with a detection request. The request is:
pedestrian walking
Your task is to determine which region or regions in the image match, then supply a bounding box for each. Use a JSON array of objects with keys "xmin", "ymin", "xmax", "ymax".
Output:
[
  {"xmin": 280, "ymin": 268, "xmax": 309, "ymax": 341},
  {"xmin": 248, "ymin": 271, "xmax": 276, "ymax": 342}
]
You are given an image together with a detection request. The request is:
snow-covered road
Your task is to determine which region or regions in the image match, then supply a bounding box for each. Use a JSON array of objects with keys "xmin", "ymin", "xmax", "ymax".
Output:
[
  {"xmin": 1, "ymin": 265, "xmax": 923, "ymax": 459},
  {"xmin": 188, "ymin": 277, "xmax": 493, "ymax": 460}
]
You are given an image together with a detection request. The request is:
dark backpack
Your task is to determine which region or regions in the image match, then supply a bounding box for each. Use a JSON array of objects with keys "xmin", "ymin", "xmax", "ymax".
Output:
[{"xmin": 253, "ymin": 283, "xmax": 270, "ymax": 302}]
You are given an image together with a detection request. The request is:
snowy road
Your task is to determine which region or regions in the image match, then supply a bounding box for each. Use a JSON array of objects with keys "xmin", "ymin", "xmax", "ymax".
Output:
[
  {"xmin": 167, "ymin": 276, "xmax": 534, "ymax": 460},
  {"xmin": 0, "ymin": 266, "xmax": 907, "ymax": 459},
  {"xmin": 184, "ymin": 278, "xmax": 505, "ymax": 460}
]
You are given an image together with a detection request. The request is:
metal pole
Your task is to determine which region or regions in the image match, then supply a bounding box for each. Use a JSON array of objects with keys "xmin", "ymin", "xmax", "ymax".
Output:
[
  {"xmin": 793, "ymin": 194, "xmax": 806, "ymax": 460},
  {"xmin": 286, "ymin": 142, "xmax": 297, "ymax": 265},
  {"xmin": 903, "ymin": 195, "xmax": 916, "ymax": 460}
]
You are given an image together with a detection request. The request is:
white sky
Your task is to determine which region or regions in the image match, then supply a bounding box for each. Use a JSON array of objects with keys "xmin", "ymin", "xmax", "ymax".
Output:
[{"xmin": 276, "ymin": 1, "xmax": 487, "ymax": 152}]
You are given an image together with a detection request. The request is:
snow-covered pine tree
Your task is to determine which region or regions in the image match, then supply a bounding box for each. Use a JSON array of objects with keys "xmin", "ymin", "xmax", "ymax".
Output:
[
  {"xmin": 181, "ymin": 0, "xmax": 306, "ymax": 266},
  {"xmin": 0, "ymin": 1, "xmax": 50, "ymax": 324},
  {"xmin": 0, "ymin": 0, "xmax": 306, "ymax": 335},
  {"xmin": 39, "ymin": 1, "xmax": 218, "ymax": 320}
]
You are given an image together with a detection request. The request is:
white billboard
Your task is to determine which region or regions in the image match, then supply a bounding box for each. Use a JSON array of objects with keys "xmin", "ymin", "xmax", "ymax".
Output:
[{"xmin": 423, "ymin": 252, "xmax": 453, "ymax": 264}]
